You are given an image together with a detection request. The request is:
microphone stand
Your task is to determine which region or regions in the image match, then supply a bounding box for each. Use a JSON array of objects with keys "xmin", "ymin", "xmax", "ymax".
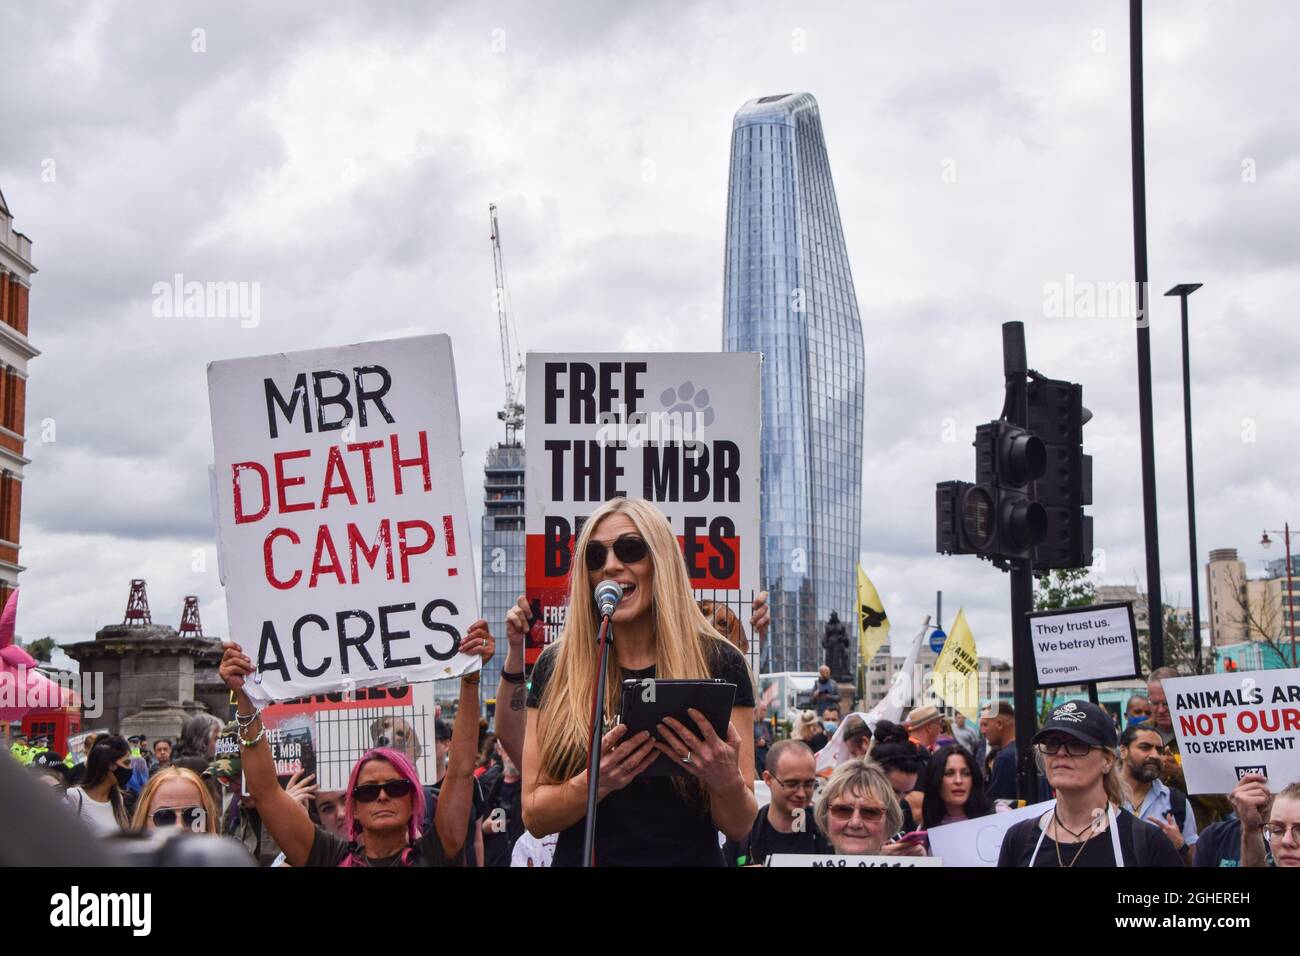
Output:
[{"xmin": 582, "ymin": 612, "xmax": 615, "ymax": 867}]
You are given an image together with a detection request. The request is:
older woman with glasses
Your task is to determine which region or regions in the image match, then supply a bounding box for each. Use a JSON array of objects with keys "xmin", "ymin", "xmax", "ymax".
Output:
[
  {"xmin": 814, "ymin": 758, "xmax": 925, "ymax": 857},
  {"xmin": 998, "ymin": 700, "xmax": 1182, "ymax": 867}
]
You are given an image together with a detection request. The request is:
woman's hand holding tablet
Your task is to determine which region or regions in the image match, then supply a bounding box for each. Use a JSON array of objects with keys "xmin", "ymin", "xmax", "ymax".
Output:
[{"xmin": 656, "ymin": 708, "xmax": 745, "ymax": 792}]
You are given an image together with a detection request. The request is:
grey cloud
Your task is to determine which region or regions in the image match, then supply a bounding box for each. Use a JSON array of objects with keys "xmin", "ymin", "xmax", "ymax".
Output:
[{"xmin": 4, "ymin": 0, "xmax": 1298, "ymax": 656}]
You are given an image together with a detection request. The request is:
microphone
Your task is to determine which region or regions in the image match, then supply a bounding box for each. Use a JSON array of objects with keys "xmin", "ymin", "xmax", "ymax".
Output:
[{"xmin": 593, "ymin": 581, "xmax": 622, "ymax": 619}]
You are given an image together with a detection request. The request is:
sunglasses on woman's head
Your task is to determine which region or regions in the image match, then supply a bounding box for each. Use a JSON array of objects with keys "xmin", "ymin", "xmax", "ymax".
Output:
[
  {"xmin": 352, "ymin": 779, "xmax": 414, "ymax": 803},
  {"xmin": 584, "ymin": 535, "xmax": 649, "ymax": 572},
  {"xmin": 152, "ymin": 806, "xmax": 207, "ymax": 830}
]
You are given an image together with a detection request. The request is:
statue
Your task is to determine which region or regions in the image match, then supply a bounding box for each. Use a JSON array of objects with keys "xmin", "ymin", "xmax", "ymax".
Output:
[{"xmin": 822, "ymin": 611, "xmax": 851, "ymax": 682}]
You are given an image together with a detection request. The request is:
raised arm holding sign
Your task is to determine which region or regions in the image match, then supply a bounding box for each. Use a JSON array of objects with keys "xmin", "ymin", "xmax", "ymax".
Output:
[
  {"xmin": 218, "ymin": 623, "xmax": 493, "ymax": 868},
  {"xmin": 208, "ymin": 335, "xmax": 481, "ymax": 702}
]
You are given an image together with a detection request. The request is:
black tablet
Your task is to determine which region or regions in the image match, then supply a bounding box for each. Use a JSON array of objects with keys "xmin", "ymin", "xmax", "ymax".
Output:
[{"xmin": 619, "ymin": 678, "xmax": 738, "ymax": 777}]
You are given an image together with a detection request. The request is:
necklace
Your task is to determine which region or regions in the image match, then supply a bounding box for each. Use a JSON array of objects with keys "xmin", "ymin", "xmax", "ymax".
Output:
[
  {"xmin": 1051, "ymin": 808, "xmax": 1101, "ymax": 868},
  {"xmin": 1052, "ymin": 807, "xmax": 1092, "ymax": 839}
]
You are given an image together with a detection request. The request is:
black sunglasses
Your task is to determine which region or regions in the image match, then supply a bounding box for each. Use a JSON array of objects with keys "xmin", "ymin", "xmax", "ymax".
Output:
[
  {"xmin": 584, "ymin": 535, "xmax": 649, "ymax": 572},
  {"xmin": 352, "ymin": 779, "xmax": 414, "ymax": 803},
  {"xmin": 1036, "ymin": 736, "xmax": 1095, "ymax": 757},
  {"xmin": 152, "ymin": 806, "xmax": 207, "ymax": 830}
]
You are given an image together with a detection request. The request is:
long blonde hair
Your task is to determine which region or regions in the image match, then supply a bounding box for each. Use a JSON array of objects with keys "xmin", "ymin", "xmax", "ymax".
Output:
[
  {"xmin": 536, "ymin": 497, "xmax": 732, "ymax": 783},
  {"xmin": 129, "ymin": 767, "xmax": 220, "ymax": 834}
]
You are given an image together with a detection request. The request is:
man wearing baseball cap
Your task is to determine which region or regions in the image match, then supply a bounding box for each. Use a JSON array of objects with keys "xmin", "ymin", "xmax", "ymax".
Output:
[{"xmin": 998, "ymin": 700, "xmax": 1182, "ymax": 867}]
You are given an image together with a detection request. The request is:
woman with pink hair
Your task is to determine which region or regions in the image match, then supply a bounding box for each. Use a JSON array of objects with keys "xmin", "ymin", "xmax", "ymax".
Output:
[{"xmin": 218, "ymin": 623, "xmax": 494, "ymax": 867}]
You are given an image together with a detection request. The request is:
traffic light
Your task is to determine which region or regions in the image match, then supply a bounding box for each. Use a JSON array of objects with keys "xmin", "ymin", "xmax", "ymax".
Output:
[
  {"xmin": 1026, "ymin": 376, "xmax": 1093, "ymax": 569},
  {"xmin": 936, "ymin": 420, "xmax": 1048, "ymax": 563}
]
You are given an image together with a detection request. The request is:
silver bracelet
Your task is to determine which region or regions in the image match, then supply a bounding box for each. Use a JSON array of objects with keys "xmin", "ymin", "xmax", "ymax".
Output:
[
  {"xmin": 234, "ymin": 707, "xmax": 261, "ymax": 729},
  {"xmin": 239, "ymin": 727, "xmax": 266, "ymax": 748}
]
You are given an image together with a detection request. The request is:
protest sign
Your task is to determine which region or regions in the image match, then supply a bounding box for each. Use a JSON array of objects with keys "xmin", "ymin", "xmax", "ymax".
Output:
[
  {"xmin": 766, "ymin": 854, "xmax": 942, "ymax": 867},
  {"xmin": 208, "ymin": 335, "xmax": 479, "ymax": 702},
  {"xmin": 66, "ymin": 732, "xmax": 94, "ymax": 765},
  {"xmin": 523, "ymin": 354, "xmax": 761, "ymax": 663},
  {"xmin": 221, "ymin": 712, "xmax": 317, "ymax": 791},
  {"xmin": 263, "ymin": 713, "xmax": 316, "ymax": 784},
  {"xmin": 262, "ymin": 681, "xmax": 439, "ymax": 790},
  {"xmin": 926, "ymin": 799, "xmax": 1056, "ymax": 867},
  {"xmin": 1026, "ymin": 602, "xmax": 1139, "ymax": 688},
  {"xmin": 1164, "ymin": 668, "xmax": 1300, "ymax": 795}
]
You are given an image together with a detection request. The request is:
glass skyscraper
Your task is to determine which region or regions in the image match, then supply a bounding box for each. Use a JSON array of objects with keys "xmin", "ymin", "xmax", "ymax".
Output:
[
  {"xmin": 479, "ymin": 443, "xmax": 525, "ymax": 705},
  {"xmin": 722, "ymin": 93, "xmax": 865, "ymax": 674}
]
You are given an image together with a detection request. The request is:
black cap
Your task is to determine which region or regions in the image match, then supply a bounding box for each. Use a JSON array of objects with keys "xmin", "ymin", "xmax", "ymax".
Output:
[
  {"xmin": 1032, "ymin": 700, "xmax": 1117, "ymax": 749},
  {"xmin": 32, "ymin": 750, "xmax": 65, "ymax": 772}
]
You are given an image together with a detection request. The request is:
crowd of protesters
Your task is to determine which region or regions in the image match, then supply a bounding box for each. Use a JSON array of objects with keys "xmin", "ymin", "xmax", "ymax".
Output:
[{"xmin": 7, "ymin": 497, "xmax": 1299, "ymax": 868}]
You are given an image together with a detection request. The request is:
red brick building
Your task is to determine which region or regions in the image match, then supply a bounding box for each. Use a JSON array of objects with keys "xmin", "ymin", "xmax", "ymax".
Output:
[{"xmin": 0, "ymin": 188, "xmax": 39, "ymax": 607}]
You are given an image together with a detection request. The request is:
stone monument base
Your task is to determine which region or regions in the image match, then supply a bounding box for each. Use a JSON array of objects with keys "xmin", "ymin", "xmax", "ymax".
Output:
[{"xmin": 118, "ymin": 697, "xmax": 213, "ymax": 743}]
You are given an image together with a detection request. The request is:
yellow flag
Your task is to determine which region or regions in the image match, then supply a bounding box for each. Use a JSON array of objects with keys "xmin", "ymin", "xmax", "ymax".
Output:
[
  {"xmin": 857, "ymin": 565, "xmax": 890, "ymax": 666},
  {"xmin": 929, "ymin": 608, "xmax": 980, "ymax": 722}
]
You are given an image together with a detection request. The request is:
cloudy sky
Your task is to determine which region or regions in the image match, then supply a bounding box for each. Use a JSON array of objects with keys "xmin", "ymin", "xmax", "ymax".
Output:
[{"xmin": 3, "ymin": 0, "xmax": 1297, "ymax": 669}]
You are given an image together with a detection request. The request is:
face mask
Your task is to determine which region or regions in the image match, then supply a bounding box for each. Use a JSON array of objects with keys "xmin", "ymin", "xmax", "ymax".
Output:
[
  {"xmin": 114, "ymin": 765, "xmax": 134, "ymax": 788},
  {"xmin": 824, "ymin": 721, "xmax": 839, "ymax": 733}
]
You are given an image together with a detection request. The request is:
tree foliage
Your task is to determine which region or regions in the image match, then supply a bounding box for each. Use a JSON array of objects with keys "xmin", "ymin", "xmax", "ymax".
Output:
[
  {"xmin": 23, "ymin": 636, "xmax": 56, "ymax": 662},
  {"xmin": 1033, "ymin": 568, "xmax": 1095, "ymax": 612}
]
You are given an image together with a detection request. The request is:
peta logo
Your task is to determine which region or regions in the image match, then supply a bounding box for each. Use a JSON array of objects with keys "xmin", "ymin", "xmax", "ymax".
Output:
[
  {"xmin": 1052, "ymin": 702, "xmax": 1086, "ymax": 723},
  {"xmin": 50, "ymin": 887, "xmax": 151, "ymax": 936},
  {"xmin": 1235, "ymin": 765, "xmax": 1267, "ymax": 781}
]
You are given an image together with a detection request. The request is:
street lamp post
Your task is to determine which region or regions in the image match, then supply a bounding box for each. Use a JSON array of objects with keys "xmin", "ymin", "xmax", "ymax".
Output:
[
  {"xmin": 1261, "ymin": 526, "xmax": 1298, "ymax": 667},
  {"xmin": 1166, "ymin": 283, "xmax": 1203, "ymax": 671},
  {"xmin": 1129, "ymin": 0, "xmax": 1166, "ymax": 667}
]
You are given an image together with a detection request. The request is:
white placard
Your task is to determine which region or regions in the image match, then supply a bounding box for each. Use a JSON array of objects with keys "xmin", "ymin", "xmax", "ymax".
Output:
[
  {"xmin": 925, "ymin": 799, "xmax": 1056, "ymax": 867},
  {"xmin": 1027, "ymin": 603, "xmax": 1139, "ymax": 687},
  {"xmin": 207, "ymin": 335, "xmax": 480, "ymax": 702},
  {"xmin": 766, "ymin": 854, "xmax": 942, "ymax": 867},
  {"xmin": 523, "ymin": 353, "xmax": 761, "ymax": 661},
  {"xmin": 1164, "ymin": 668, "xmax": 1300, "ymax": 795}
]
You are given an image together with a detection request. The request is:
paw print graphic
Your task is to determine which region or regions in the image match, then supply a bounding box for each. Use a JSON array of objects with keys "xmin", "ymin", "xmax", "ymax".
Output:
[{"xmin": 659, "ymin": 381, "xmax": 715, "ymax": 427}]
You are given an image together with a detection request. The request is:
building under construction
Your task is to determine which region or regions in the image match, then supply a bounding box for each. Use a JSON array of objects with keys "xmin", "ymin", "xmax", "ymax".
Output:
[{"xmin": 479, "ymin": 205, "xmax": 526, "ymax": 698}]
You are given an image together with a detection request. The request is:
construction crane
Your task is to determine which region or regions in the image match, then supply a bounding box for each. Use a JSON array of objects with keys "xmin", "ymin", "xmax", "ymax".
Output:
[{"xmin": 489, "ymin": 203, "xmax": 525, "ymax": 447}]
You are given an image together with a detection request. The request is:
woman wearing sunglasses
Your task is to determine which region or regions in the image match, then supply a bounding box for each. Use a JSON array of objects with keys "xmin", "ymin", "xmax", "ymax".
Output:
[
  {"xmin": 517, "ymin": 496, "xmax": 761, "ymax": 866},
  {"xmin": 217, "ymin": 623, "xmax": 493, "ymax": 867},
  {"xmin": 998, "ymin": 700, "xmax": 1182, "ymax": 867},
  {"xmin": 130, "ymin": 766, "xmax": 220, "ymax": 835},
  {"xmin": 814, "ymin": 758, "xmax": 916, "ymax": 856}
]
